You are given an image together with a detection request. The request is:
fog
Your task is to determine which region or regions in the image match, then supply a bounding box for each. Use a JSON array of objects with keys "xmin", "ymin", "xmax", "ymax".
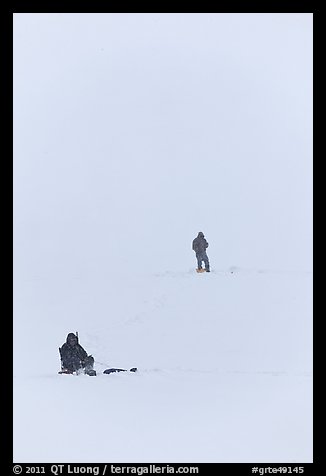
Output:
[
  {"xmin": 13, "ymin": 13, "xmax": 313, "ymax": 463},
  {"xmin": 14, "ymin": 13, "xmax": 312, "ymax": 277}
]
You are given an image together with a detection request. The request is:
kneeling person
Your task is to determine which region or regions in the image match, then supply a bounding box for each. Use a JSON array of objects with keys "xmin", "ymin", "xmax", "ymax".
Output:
[{"xmin": 59, "ymin": 333, "xmax": 95, "ymax": 376}]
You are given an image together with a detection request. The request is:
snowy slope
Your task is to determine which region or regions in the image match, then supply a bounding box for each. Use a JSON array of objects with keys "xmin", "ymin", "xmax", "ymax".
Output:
[
  {"xmin": 13, "ymin": 267, "xmax": 312, "ymax": 463},
  {"xmin": 13, "ymin": 12, "xmax": 313, "ymax": 464}
]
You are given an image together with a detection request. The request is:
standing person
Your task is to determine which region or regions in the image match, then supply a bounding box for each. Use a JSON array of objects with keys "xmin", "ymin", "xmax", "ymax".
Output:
[
  {"xmin": 192, "ymin": 232, "xmax": 210, "ymax": 272},
  {"xmin": 59, "ymin": 332, "xmax": 96, "ymax": 375}
]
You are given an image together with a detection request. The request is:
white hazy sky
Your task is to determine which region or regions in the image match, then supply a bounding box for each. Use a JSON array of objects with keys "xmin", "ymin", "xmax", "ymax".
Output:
[
  {"xmin": 13, "ymin": 13, "xmax": 313, "ymax": 277},
  {"xmin": 13, "ymin": 14, "xmax": 313, "ymax": 463}
]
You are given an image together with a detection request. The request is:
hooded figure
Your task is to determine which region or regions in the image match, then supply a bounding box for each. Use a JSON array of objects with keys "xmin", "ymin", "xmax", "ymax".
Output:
[
  {"xmin": 59, "ymin": 333, "xmax": 95, "ymax": 374},
  {"xmin": 192, "ymin": 232, "xmax": 210, "ymax": 272}
]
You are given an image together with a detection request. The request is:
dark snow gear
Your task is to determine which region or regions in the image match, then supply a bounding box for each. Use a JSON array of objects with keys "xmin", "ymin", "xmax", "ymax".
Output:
[
  {"xmin": 103, "ymin": 367, "xmax": 138, "ymax": 374},
  {"xmin": 85, "ymin": 369, "xmax": 97, "ymax": 376},
  {"xmin": 192, "ymin": 232, "xmax": 210, "ymax": 271},
  {"xmin": 58, "ymin": 367, "xmax": 96, "ymax": 376},
  {"xmin": 59, "ymin": 333, "xmax": 95, "ymax": 374}
]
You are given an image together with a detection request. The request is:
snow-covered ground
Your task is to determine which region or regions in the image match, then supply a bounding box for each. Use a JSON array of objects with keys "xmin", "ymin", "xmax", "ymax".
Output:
[
  {"xmin": 13, "ymin": 13, "xmax": 312, "ymax": 463},
  {"xmin": 13, "ymin": 267, "xmax": 312, "ymax": 463}
]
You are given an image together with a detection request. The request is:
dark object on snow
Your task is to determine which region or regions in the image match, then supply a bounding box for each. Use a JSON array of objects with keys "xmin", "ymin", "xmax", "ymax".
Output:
[
  {"xmin": 58, "ymin": 368, "xmax": 96, "ymax": 376},
  {"xmin": 103, "ymin": 367, "xmax": 138, "ymax": 374},
  {"xmin": 59, "ymin": 333, "xmax": 95, "ymax": 374},
  {"xmin": 85, "ymin": 369, "xmax": 97, "ymax": 376},
  {"xmin": 192, "ymin": 232, "xmax": 210, "ymax": 272}
]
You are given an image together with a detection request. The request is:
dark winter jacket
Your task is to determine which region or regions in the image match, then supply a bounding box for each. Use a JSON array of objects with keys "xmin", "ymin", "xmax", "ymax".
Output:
[
  {"xmin": 192, "ymin": 232, "xmax": 209, "ymax": 254},
  {"xmin": 59, "ymin": 333, "xmax": 88, "ymax": 371}
]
